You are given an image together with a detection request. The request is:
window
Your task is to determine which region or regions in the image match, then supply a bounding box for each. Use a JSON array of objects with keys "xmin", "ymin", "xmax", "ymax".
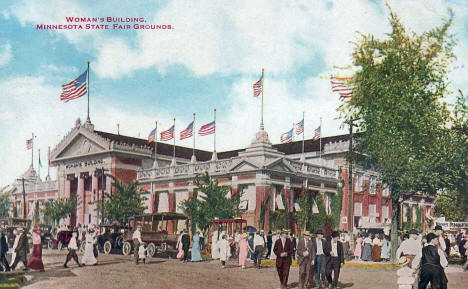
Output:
[
  {"xmin": 354, "ymin": 174, "xmax": 363, "ymax": 192},
  {"xmin": 412, "ymin": 206, "xmax": 418, "ymax": 223},
  {"xmin": 175, "ymin": 191, "xmax": 189, "ymax": 213},
  {"xmin": 382, "ymin": 186, "xmax": 390, "ymax": 197},
  {"xmin": 369, "ymin": 203, "xmax": 377, "ymax": 217},
  {"xmin": 426, "ymin": 206, "xmax": 431, "ymax": 217},
  {"xmin": 369, "ymin": 176, "xmax": 377, "ymax": 194},
  {"xmin": 382, "ymin": 205, "xmax": 389, "ymax": 219},
  {"xmin": 157, "ymin": 192, "xmax": 169, "ymax": 212},
  {"xmin": 354, "ymin": 202, "xmax": 362, "ymax": 216}
]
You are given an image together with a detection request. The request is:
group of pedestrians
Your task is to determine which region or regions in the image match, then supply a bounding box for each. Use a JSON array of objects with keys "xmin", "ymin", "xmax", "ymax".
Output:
[
  {"xmin": 175, "ymin": 229, "xmax": 204, "ymax": 263},
  {"xmin": 353, "ymin": 233, "xmax": 391, "ymax": 262},
  {"xmin": 0, "ymin": 227, "xmax": 43, "ymax": 272}
]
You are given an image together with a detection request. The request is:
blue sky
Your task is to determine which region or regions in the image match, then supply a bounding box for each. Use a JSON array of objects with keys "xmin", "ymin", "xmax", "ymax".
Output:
[{"xmin": 0, "ymin": 0, "xmax": 467, "ymax": 186}]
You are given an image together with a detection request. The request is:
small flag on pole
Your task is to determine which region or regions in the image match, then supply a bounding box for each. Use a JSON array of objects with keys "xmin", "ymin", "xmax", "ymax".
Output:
[
  {"xmin": 253, "ymin": 74, "xmax": 263, "ymax": 97},
  {"xmin": 330, "ymin": 76, "xmax": 353, "ymax": 98},
  {"xmin": 26, "ymin": 138, "xmax": 33, "ymax": 150},
  {"xmin": 280, "ymin": 128, "xmax": 294, "ymax": 143},
  {"xmin": 38, "ymin": 150, "xmax": 42, "ymax": 168},
  {"xmin": 295, "ymin": 119, "xmax": 304, "ymax": 135},
  {"xmin": 180, "ymin": 121, "xmax": 194, "ymax": 140},
  {"xmin": 313, "ymin": 125, "xmax": 321, "ymax": 140},
  {"xmin": 198, "ymin": 121, "xmax": 215, "ymax": 136},
  {"xmin": 160, "ymin": 125, "xmax": 174, "ymax": 141},
  {"xmin": 148, "ymin": 128, "xmax": 156, "ymax": 143},
  {"xmin": 60, "ymin": 69, "xmax": 88, "ymax": 102}
]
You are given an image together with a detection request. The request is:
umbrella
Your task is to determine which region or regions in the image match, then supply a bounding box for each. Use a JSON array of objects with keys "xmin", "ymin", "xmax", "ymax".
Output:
[{"xmin": 246, "ymin": 226, "xmax": 257, "ymax": 233}]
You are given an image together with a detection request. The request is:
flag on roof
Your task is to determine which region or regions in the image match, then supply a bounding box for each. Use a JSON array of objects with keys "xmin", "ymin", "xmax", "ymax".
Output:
[
  {"xmin": 280, "ymin": 128, "xmax": 294, "ymax": 143},
  {"xmin": 160, "ymin": 125, "xmax": 174, "ymax": 141},
  {"xmin": 60, "ymin": 69, "xmax": 88, "ymax": 102},
  {"xmin": 198, "ymin": 121, "xmax": 215, "ymax": 136},
  {"xmin": 295, "ymin": 119, "xmax": 304, "ymax": 135},
  {"xmin": 148, "ymin": 127, "xmax": 156, "ymax": 143},
  {"xmin": 180, "ymin": 121, "xmax": 194, "ymax": 140},
  {"xmin": 313, "ymin": 125, "xmax": 321, "ymax": 140},
  {"xmin": 253, "ymin": 74, "xmax": 263, "ymax": 97},
  {"xmin": 38, "ymin": 150, "xmax": 42, "ymax": 168},
  {"xmin": 26, "ymin": 138, "xmax": 33, "ymax": 150},
  {"xmin": 330, "ymin": 76, "xmax": 353, "ymax": 98}
]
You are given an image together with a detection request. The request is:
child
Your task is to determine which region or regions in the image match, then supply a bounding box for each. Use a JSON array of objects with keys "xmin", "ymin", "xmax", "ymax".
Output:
[{"xmin": 139, "ymin": 242, "xmax": 147, "ymax": 264}]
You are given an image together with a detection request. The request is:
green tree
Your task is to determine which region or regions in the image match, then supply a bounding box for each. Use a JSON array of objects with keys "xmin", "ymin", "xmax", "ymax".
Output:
[
  {"xmin": 0, "ymin": 194, "xmax": 10, "ymax": 218},
  {"xmin": 179, "ymin": 172, "xmax": 237, "ymax": 233},
  {"xmin": 340, "ymin": 4, "xmax": 457, "ymax": 261},
  {"xmin": 42, "ymin": 196, "xmax": 77, "ymax": 225},
  {"xmin": 434, "ymin": 189, "xmax": 468, "ymax": 221},
  {"xmin": 294, "ymin": 190, "xmax": 328, "ymax": 233},
  {"xmin": 99, "ymin": 178, "xmax": 145, "ymax": 224}
]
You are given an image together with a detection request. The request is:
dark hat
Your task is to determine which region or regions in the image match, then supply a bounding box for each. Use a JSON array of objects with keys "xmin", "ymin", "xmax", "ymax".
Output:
[
  {"xmin": 408, "ymin": 229, "xmax": 418, "ymax": 235},
  {"xmin": 434, "ymin": 225, "xmax": 443, "ymax": 231},
  {"xmin": 316, "ymin": 229, "xmax": 323, "ymax": 235},
  {"xmin": 426, "ymin": 233, "xmax": 437, "ymax": 243},
  {"xmin": 331, "ymin": 231, "xmax": 340, "ymax": 238}
]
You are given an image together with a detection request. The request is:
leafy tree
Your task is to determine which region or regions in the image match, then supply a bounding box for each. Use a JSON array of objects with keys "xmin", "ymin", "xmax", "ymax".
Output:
[
  {"xmin": 339, "ymin": 4, "xmax": 457, "ymax": 261},
  {"xmin": 99, "ymin": 178, "xmax": 145, "ymax": 224},
  {"xmin": 434, "ymin": 189, "xmax": 468, "ymax": 221},
  {"xmin": 294, "ymin": 190, "xmax": 329, "ymax": 234},
  {"xmin": 0, "ymin": 194, "xmax": 10, "ymax": 218},
  {"xmin": 330, "ymin": 186, "xmax": 343, "ymax": 230},
  {"xmin": 179, "ymin": 172, "xmax": 238, "ymax": 233},
  {"xmin": 42, "ymin": 196, "xmax": 77, "ymax": 225}
]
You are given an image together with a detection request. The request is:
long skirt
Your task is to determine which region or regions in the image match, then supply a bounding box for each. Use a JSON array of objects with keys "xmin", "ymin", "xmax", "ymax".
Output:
[
  {"xmin": 361, "ymin": 243, "xmax": 372, "ymax": 261},
  {"xmin": 82, "ymin": 243, "xmax": 97, "ymax": 265},
  {"xmin": 371, "ymin": 245, "xmax": 381, "ymax": 262},
  {"xmin": 191, "ymin": 241, "xmax": 203, "ymax": 262},
  {"xmin": 27, "ymin": 244, "xmax": 44, "ymax": 270}
]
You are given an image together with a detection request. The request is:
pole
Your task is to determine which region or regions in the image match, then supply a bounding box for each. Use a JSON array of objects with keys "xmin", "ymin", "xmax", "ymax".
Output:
[
  {"xmin": 101, "ymin": 167, "xmax": 105, "ymax": 225},
  {"xmin": 154, "ymin": 121, "xmax": 158, "ymax": 163},
  {"xmin": 87, "ymin": 61, "xmax": 90, "ymax": 121},
  {"xmin": 260, "ymin": 68, "xmax": 264, "ymax": 130},
  {"xmin": 213, "ymin": 109, "xmax": 216, "ymax": 153},
  {"xmin": 319, "ymin": 117, "xmax": 323, "ymax": 160},
  {"xmin": 22, "ymin": 178, "xmax": 26, "ymax": 219},
  {"xmin": 302, "ymin": 111, "xmax": 305, "ymax": 162},
  {"xmin": 117, "ymin": 123, "xmax": 120, "ymax": 135},
  {"xmin": 347, "ymin": 119, "xmax": 354, "ymax": 232},
  {"xmin": 193, "ymin": 113, "xmax": 196, "ymax": 157},
  {"xmin": 38, "ymin": 148, "xmax": 41, "ymax": 178},
  {"xmin": 31, "ymin": 132, "xmax": 34, "ymax": 168},
  {"xmin": 173, "ymin": 117, "xmax": 176, "ymax": 162}
]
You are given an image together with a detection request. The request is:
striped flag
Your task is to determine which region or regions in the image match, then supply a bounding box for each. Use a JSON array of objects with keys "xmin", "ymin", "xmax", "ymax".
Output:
[
  {"xmin": 26, "ymin": 138, "xmax": 33, "ymax": 150},
  {"xmin": 312, "ymin": 125, "xmax": 321, "ymax": 140},
  {"xmin": 330, "ymin": 76, "xmax": 353, "ymax": 98},
  {"xmin": 198, "ymin": 121, "xmax": 215, "ymax": 136},
  {"xmin": 60, "ymin": 69, "xmax": 88, "ymax": 102},
  {"xmin": 280, "ymin": 128, "xmax": 294, "ymax": 143},
  {"xmin": 180, "ymin": 121, "xmax": 194, "ymax": 140},
  {"xmin": 295, "ymin": 119, "xmax": 304, "ymax": 135},
  {"xmin": 253, "ymin": 74, "xmax": 263, "ymax": 97},
  {"xmin": 160, "ymin": 125, "xmax": 174, "ymax": 141},
  {"xmin": 148, "ymin": 128, "xmax": 156, "ymax": 143}
]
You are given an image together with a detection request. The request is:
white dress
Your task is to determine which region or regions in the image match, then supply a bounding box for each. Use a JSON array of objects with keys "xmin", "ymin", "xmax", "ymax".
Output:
[
  {"xmin": 218, "ymin": 239, "xmax": 231, "ymax": 262},
  {"xmin": 211, "ymin": 231, "xmax": 219, "ymax": 259},
  {"xmin": 82, "ymin": 233, "xmax": 97, "ymax": 265}
]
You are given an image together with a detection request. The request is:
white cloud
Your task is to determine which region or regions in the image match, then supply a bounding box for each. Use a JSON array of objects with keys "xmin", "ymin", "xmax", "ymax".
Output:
[{"xmin": 0, "ymin": 43, "xmax": 12, "ymax": 66}]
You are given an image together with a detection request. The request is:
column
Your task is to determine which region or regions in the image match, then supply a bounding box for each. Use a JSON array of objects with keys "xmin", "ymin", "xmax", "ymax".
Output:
[
  {"xmin": 91, "ymin": 172, "xmax": 99, "ymax": 225},
  {"xmin": 106, "ymin": 174, "xmax": 112, "ymax": 194},
  {"xmin": 167, "ymin": 192, "xmax": 176, "ymax": 233},
  {"xmin": 64, "ymin": 175, "xmax": 71, "ymax": 199},
  {"xmin": 78, "ymin": 173, "xmax": 85, "ymax": 226},
  {"xmin": 255, "ymin": 185, "xmax": 271, "ymax": 231}
]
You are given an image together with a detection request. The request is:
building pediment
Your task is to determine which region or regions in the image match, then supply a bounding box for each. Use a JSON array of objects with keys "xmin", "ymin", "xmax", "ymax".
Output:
[
  {"xmin": 265, "ymin": 158, "xmax": 296, "ymax": 173},
  {"xmin": 229, "ymin": 158, "xmax": 260, "ymax": 172},
  {"xmin": 54, "ymin": 132, "xmax": 108, "ymax": 160}
]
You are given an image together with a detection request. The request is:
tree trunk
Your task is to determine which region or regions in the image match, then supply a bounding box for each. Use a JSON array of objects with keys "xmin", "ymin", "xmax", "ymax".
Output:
[{"xmin": 391, "ymin": 200, "xmax": 400, "ymax": 263}]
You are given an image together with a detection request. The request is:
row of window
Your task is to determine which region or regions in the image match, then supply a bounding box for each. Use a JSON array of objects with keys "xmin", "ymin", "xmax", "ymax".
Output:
[
  {"xmin": 353, "ymin": 174, "xmax": 390, "ymax": 196},
  {"xmin": 353, "ymin": 202, "xmax": 389, "ymax": 219}
]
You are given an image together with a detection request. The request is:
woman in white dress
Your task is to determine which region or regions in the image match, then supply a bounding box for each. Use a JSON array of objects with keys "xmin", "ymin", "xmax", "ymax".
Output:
[
  {"xmin": 211, "ymin": 230, "xmax": 219, "ymax": 259},
  {"xmin": 81, "ymin": 228, "xmax": 97, "ymax": 266},
  {"xmin": 218, "ymin": 234, "xmax": 231, "ymax": 268}
]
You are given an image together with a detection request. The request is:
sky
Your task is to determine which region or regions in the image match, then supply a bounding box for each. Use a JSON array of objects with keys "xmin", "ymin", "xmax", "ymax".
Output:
[{"xmin": 0, "ymin": 0, "xmax": 467, "ymax": 186}]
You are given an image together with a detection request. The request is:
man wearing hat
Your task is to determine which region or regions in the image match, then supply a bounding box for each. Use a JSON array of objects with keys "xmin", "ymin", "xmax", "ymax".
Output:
[
  {"xmin": 324, "ymin": 231, "xmax": 345, "ymax": 289},
  {"xmin": 273, "ymin": 229, "xmax": 294, "ymax": 289},
  {"xmin": 181, "ymin": 229, "xmax": 190, "ymax": 262},
  {"xmin": 64, "ymin": 230, "xmax": 82, "ymax": 268},
  {"xmin": 11, "ymin": 227, "xmax": 29, "ymax": 271},
  {"xmin": 252, "ymin": 230, "xmax": 266, "ymax": 268},
  {"xmin": 434, "ymin": 225, "xmax": 446, "ymax": 253},
  {"xmin": 132, "ymin": 224, "xmax": 143, "ymax": 264},
  {"xmin": 0, "ymin": 228, "xmax": 10, "ymax": 272},
  {"xmin": 414, "ymin": 232, "xmax": 448, "ymax": 289},
  {"xmin": 312, "ymin": 229, "xmax": 327, "ymax": 288},
  {"xmin": 297, "ymin": 231, "xmax": 315, "ymax": 289},
  {"xmin": 396, "ymin": 229, "xmax": 421, "ymax": 268}
]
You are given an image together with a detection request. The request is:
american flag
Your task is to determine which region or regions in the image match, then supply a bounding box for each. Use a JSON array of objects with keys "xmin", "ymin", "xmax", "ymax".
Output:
[
  {"xmin": 148, "ymin": 128, "xmax": 156, "ymax": 143},
  {"xmin": 26, "ymin": 138, "xmax": 33, "ymax": 150},
  {"xmin": 280, "ymin": 128, "xmax": 294, "ymax": 143},
  {"xmin": 198, "ymin": 121, "xmax": 215, "ymax": 136},
  {"xmin": 312, "ymin": 125, "xmax": 321, "ymax": 140},
  {"xmin": 330, "ymin": 76, "xmax": 353, "ymax": 98},
  {"xmin": 180, "ymin": 121, "xmax": 194, "ymax": 140},
  {"xmin": 60, "ymin": 69, "xmax": 88, "ymax": 102},
  {"xmin": 295, "ymin": 119, "xmax": 304, "ymax": 135},
  {"xmin": 253, "ymin": 75, "xmax": 263, "ymax": 97},
  {"xmin": 160, "ymin": 125, "xmax": 174, "ymax": 141}
]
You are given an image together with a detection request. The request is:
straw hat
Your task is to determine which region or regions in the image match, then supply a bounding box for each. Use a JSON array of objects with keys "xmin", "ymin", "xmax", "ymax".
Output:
[
  {"xmin": 303, "ymin": 231, "xmax": 311, "ymax": 236},
  {"xmin": 398, "ymin": 256, "xmax": 410, "ymax": 266}
]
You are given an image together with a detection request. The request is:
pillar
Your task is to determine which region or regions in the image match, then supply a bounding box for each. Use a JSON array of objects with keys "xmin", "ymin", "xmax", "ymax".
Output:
[
  {"xmin": 64, "ymin": 176, "xmax": 71, "ymax": 199},
  {"xmin": 255, "ymin": 185, "xmax": 271, "ymax": 231},
  {"xmin": 91, "ymin": 172, "xmax": 98, "ymax": 225},
  {"xmin": 167, "ymin": 192, "xmax": 176, "ymax": 233},
  {"xmin": 77, "ymin": 173, "xmax": 84, "ymax": 226}
]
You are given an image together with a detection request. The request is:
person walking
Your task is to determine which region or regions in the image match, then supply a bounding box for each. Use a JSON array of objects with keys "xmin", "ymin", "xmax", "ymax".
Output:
[
  {"xmin": 415, "ymin": 232, "xmax": 448, "ymax": 289},
  {"xmin": 353, "ymin": 233, "xmax": 362, "ymax": 261},
  {"xmin": 252, "ymin": 231, "xmax": 265, "ymax": 268},
  {"xmin": 371, "ymin": 234, "xmax": 382, "ymax": 262},
  {"xmin": 238, "ymin": 233, "xmax": 249, "ymax": 269},
  {"xmin": 324, "ymin": 231, "xmax": 345, "ymax": 289},
  {"xmin": 27, "ymin": 228, "xmax": 44, "ymax": 271},
  {"xmin": 290, "ymin": 233, "xmax": 297, "ymax": 260},
  {"xmin": 313, "ymin": 229, "xmax": 327, "ymax": 288},
  {"xmin": 82, "ymin": 228, "xmax": 98, "ymax": 266},
  {"xmin": 0, "ymin": 228, "xmax": 10, "ymax": 272},
  {"xmin": 191, "ymin": 231, "xmax": 203, "ymax": 262},
  {"xmin": 380, "ymin": 235, "xmax": 391, "ymax": 261},
  {"xmin": 64, "ymin": 230, "xmax": 82, "ymax": 268},
  {"xmin": 297, "ymin": 231, "xmax": 315, "ymax": 289},
  {"xmin": 181, "ymin": 230, "xmax": 190, "ymax": 262},
  {"xmin": 11, "ymin": 227, "xmax": 29, "ymax": 271},
  {"xmin": 361, "ymin": 234, "xmax": 373, "ymax": 261},
  {"xmin": 274, "ymin": 230, "xmax": 293, "ymax": 289},
  {"xmin": 266, "ymin": 231, "xmax": 272, "ymax": 259},
  {"xmin": 396, "ymin": 229, "xmax": 421, "ymax": 268},
  {"xmin": 138, "ymin": 242, "xmax": 147, "ymax": 264},
  {"xmin": 132, "ymin": 225, "xmax": 142, "ymax": 264},
  {"xmin": 218, "ymin": 234, "xmax": 231, "ymax": 268},
  {"xmin": 176, "ymin": 230, "xmax": 184, "ymax": 260}
]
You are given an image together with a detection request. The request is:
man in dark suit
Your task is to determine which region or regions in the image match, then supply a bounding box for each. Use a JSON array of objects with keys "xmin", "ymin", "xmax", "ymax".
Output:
[
  {"xmin": 11, "ymin": 227, "xmax": 30, "ymax": 271},
  {"xmin": 418, "ymin": 232, "xmax": 448, "ymax": 289},
  {"xmin": 324, "ymin": 231, "xmax": 345, "ymax": 289},
  {"xmin": 181, "ymin": 230, "xmax": 190, "ymax": 262},
  {"xmin": 297, "ymin": 231, "xmax": 315, "ymax": 289},
  {"xmin": 266, "ymin": 231, "xmax": 272, "ymax": 259},
  {"xmin": 0, "ymin": 228, "xmax": 10, "ymax": 272},
  {"xmin": 273, "ymin": 229, "xmax": 294, "ymax": 289},
  {"xmin": 312, "ymin": 229, "xmax": 327, "ymax": 288}
]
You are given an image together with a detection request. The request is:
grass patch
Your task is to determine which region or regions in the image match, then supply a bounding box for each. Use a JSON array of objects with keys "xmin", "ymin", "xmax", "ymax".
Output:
[
  {"xmin": 448, "ymin": 255, "xmax": 465, "ymax": 265},
  {"xmin": 0, "ymin": 275, "xmax": 26, "ymax": 289}
]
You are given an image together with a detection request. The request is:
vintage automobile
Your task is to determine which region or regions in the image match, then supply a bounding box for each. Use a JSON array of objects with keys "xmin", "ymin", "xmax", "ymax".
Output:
[
  {"xmin": 0, "ymin": 218, "xmax": 32, "ymax": 248},
  {"xmin": 37, "ymin": 224, "xmax": 54, "ymax": 249},
  {"xmin": 97, "ymin": 224, "xmax": 130, "ymax": 254},
  {"xmin": 122, "ymin": 212, "xmax": 188, "ymax": 257},
  {"xmin": 53, "ymin": 230, "xmax": 73, "ymax": 250}
]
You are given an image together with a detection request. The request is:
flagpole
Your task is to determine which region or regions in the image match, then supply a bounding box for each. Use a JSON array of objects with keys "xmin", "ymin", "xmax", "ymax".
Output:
[
  {"xmin": 47, "ymin": 146, "xmax": 50, "ymax": 178},
  {"xmin": 154, "ymin": 121, "xmax": 158, "ymax": 167},
  {"xmin": 31, "ymin": 132, "xmax": 34, "ymax": 168},
  {"xmin": 211, "ymin": 108, "xmax": 217, "ymax": 161},
  {"xmin": 302, "ymin": 111, "xmax": 305, "ymax": 163},
  {"xmin": 38, "ymin": 148, "xmax": 40, "ymax": 178},
  {"xmin": 260, "ymin": 68, "xmax": 264, "ymax": 130},
  {"xmin": 87, "ymin": 61, "xmax": 90, "ymax": 121},
  {"xmin": 319, "ymin": 117, "xmax": 323, "ymax": 161},
  {"xmin": 192, "ymin": 113, "xmax": 196, "ymax": 157},
  {"xmin": 172, "ymin": 117, "xmax": 176, "ymax": 165}
]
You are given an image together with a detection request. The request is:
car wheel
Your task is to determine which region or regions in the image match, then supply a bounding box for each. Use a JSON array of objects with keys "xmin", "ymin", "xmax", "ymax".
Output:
[
  {"xmin": 48, "ymin": 240, "xmax": 52, "ymax": 250},
  {"xmin": 147, "ymin": 243, "xmax": 156, "ymax": 257},
  {"xmin": 122, "ymin": 241, "xmax": 131, "ymax": 256},
  {"xmin": 103, "ymin": 241, "xmax": 112, "ymax": 255},
  {"xmin": 116, "ymin": 235, "xmax": 124, "ymax": 248}
]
